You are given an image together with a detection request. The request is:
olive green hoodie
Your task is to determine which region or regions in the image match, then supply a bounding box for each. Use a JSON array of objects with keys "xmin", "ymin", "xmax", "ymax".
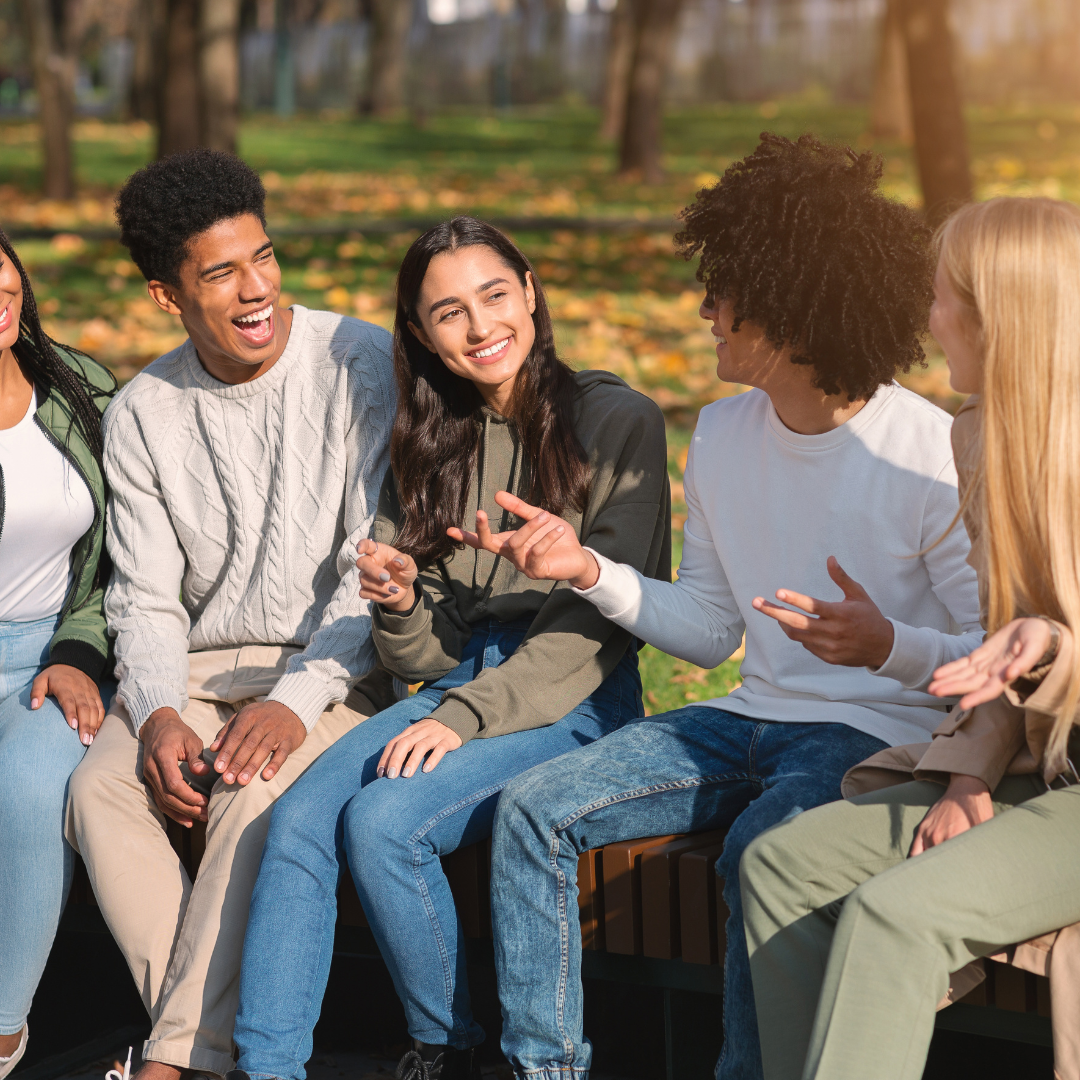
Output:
[
  {"xmin": 1, "ymin": 333, "xmax": 116, "ymax": 679},
  {"xmin": 371, "ymin": 369, "xmax": 671, "ymax": 743}
]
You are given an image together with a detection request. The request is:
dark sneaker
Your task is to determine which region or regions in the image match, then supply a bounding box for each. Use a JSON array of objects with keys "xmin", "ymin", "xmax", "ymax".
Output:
[{"xmin": 394, "ymin": 1041, "xmax": 480, "ymax": 1080}]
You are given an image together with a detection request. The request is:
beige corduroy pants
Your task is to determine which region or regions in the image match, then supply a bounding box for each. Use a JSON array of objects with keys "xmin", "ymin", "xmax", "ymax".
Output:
[{"xmin": 66, "ymin": 646, "xmax": 372, "ymax": 1077}]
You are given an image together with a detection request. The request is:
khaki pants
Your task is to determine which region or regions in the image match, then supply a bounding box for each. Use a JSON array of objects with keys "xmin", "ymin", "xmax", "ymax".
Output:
[
  {"xmin": 66, "ymin": 646, "xmax": 371, "ymax": 1076},
  {"xmin": 741, "ymin": 776, "xmax": 1080, "ymax": 1080}
]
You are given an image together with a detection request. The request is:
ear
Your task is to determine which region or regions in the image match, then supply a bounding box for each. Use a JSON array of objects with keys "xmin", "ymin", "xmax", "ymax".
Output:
[
  {"xmin": 524, "ymin": 271, "xmax": 536, "ymax": 315},
  {"xmin": 407, "ymin": 319, "xmax": 438, "ymax": 354},
  {"xmin": 148, "ymin": 280, "xmax": 184, "ymax": 316}
]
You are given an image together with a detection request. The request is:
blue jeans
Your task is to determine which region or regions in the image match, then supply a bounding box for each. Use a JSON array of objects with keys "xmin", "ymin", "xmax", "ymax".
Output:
[
  {"xmin": 0, "ymin": 616, "xmax": 113, "ymax": 1034},
  {"xmin": 234, "ymin": 618, "xmax": 642, "ymax": 1080},
  {"xmin": 490, "ymin": 707, "xmax": 887, "ymax": 1080}
]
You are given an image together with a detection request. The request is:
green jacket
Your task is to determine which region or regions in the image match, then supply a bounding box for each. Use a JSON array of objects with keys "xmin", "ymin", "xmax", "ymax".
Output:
[
  {"xmin": 371, "ymin": 369, "xmax": 671, "ymax": 743},
  {"xmin": 4, "ymin": 332, "xmax": 116, "ymax": 679}
]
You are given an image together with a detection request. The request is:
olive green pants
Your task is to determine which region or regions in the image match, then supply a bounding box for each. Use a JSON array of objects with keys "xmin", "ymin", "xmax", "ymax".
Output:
[{"xmin": 741, "ymin": 776, "xmax": 1080, "ymax": 1080}]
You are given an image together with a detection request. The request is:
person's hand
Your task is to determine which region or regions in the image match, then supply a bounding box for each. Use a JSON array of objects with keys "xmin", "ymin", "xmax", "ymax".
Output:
[
  {"xmin": 140, "ymin": 708, "xmax": 211, "ymax": 827},
  {"xmin": 449, "ymin": 490, "xmax": 598, "ymax": 589},
  {"xmin": 30, "ymin": 664, "xmax": 106, "ymax": 746},
  {"xmin": 209, "ymin": 700, "xmax": 306, "ymax": 785},
  {"xmin": 751, "ymin": 556, "xmax": 895, "ymax": 668},
  {"xmin": 929, "ymin": 617, "xmax": 1054, "ymax": 709},
  {"xmin": 377, "ymin": 717, "xmax": 462, "ymax": 778},
  {"xmin": 356, "ymin": 538, "xmax": 419, "ymax": 613},
  {"xmin": 910, "ymin": 773, "xmax": 993, "ymax": 856}
]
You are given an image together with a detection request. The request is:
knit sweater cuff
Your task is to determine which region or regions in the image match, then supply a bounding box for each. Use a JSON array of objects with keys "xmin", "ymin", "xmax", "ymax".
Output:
[
  {"xmin": 122, "ymin": 683, "xmax": 186, "ymax": 736},
  {"xmin": 268, "ymin": 670, "xmax": 336, "ymax": 732}
]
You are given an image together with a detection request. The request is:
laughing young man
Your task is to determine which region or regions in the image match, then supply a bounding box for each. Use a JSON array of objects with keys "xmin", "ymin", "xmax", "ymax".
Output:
[
  {"xmin": 66, "ymin": 150, "xmax": 397, "ymax": 1080},
  {"xmin": 463, "ymin": 135, "xmax": 985, "ymax": 1080}
]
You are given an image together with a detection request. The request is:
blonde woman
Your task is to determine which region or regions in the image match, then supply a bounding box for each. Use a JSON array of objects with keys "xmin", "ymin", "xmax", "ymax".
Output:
[{"xmin": 740, "ymin": 196, "xmax": 1080, "ymax": 1080}]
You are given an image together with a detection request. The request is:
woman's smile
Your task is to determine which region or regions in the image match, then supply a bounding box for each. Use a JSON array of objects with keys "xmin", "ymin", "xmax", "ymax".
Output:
[{"xmin": 465, "ymin": 335, "xmax": 512, "ymax": 364}]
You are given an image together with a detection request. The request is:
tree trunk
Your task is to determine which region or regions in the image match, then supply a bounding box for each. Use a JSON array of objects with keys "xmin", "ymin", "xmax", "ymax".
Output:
[
  {"xmin": 600, "ymin": 0, "xmax": 634, "ymax": 142},
  {"xmin": 199, "ymin": 0, "xmax": 241, "ymax": 151},
  {"xmin": 899, "ymin": 0, "xmax": 972, "ymax": 224},
  {"xmin": 361, "ymin": 0, "xmax": 412, "ymax": 117},
  {"xmin": 870, "ymin": 0, "xmax": 912, "ymax": 144},
  {"xmin": 130, "ymin": 0, "xmax": 166, "ymax": 122},
  {"xmin": 618, "ymin": 0, "xmax": 686, "ymax": 183},
  {"xmin": 157, "ymin": 0, "xmax": 202, "ymax": 158},
  {"xmin": 18, "ymin": 0, "xmax": 76, "ymax": 199}
]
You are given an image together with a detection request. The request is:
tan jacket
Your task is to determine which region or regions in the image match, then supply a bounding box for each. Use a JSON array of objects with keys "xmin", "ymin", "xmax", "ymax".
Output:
[{"xmin": 843, "ymin": 395, "xmax": 1080, "ymax": 1080}]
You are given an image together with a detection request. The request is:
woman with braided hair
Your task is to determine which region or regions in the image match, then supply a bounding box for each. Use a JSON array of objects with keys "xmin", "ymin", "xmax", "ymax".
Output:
[{"xmin": 0, "ymin": 226, "xmax": 116, "ymax": 1077}]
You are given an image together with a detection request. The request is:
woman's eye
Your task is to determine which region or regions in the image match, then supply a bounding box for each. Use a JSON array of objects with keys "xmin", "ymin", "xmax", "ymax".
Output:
[
  {"xmin": 440, "ymin": 307, "xmax": 464, "ymax": 321},
  {"xmin": 487, "ymin": 291, "xmax": 506, "ymax": 302}
]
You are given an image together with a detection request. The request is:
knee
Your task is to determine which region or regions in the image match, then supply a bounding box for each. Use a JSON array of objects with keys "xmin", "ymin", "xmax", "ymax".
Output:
[
  {"xmin": 841, "ymin": 873, "xmax": 911, "ymax": 936},
  {"xmin": 739, "ymin": 824, "xmax": 807, "ymax": 903},
  {"xmin": 493, "ymin": 767, "xmax": 567, "ymax": 850}
]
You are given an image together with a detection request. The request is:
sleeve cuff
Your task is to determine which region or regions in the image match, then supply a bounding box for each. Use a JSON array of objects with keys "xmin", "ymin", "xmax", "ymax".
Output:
[
  {"xmin": 267, "ymin": 670, "xmax": 336, "ymax": 732},
  {"xmin": 47, "ymin": 639, "xmax": 107, "ymax": 682},
  {"xmin": 869, "ymin": 619, "xmax": 937, "ymax": 690},
  {"xmin": 121, "ymin": 683, "xmax": 186, "ymax": 736},
  {"xmin": 372, "ymin": 586, "xmax": 425, "ymax": 632},
  {"xmin": 431, "ymin": 699, "xmax": 481, "ymax": 744},
  {"xmin": 572, "ymin": 548, "xmax": 642, "ymax": 622}
]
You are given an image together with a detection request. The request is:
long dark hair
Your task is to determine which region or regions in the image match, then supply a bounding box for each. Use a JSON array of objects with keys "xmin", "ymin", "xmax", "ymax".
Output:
[
  {"xmin": 0, "ymin": 225, "xmax": 114, "ymax": 471},
  {"xmin": 391, "ymin": 217, "xmax": 590, "ymax": 565}
]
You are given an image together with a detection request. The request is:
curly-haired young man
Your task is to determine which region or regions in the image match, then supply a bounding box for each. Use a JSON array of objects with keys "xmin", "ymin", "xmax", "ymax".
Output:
[
  {"xmin": 65, "ymin": 149, "xmax": 397, "ymax": 1080},
  {"xmin": 477, "ymin": 135, "xmax": 984, "ymax": 1080}
]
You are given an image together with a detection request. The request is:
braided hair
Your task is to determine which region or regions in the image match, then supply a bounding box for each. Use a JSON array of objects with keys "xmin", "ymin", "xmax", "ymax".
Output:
[{"xmin": 0, "ymin": 225, "xmax": 114, "ymax": 471}]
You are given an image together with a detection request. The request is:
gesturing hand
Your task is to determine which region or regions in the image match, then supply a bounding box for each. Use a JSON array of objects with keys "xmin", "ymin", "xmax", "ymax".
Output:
[
  {"xmin": 910, "ymin": 773, "xmax": 993, "ymax": 856},
  {"xmin": 752, "ymin": 556, "xmax": 895, "ymax": 669},
  {"xmin": 140, "ymin": 708, "xmax": 211, "ymax": 827},
  {"xmin": 209, "ymin": 700, "xmax": 306, "ymax": 786},
  {"xmin": 929, "ymin": 617, "xmax": 1054, "ymax": 709},
  {"xmin": 449, "ymin": 490, "xmax": 599, "ymax": 589},
  {"xmin": 357, "ymin": 538, "xmax": 418, "ymax": 613},
  {"xmin": 377, "ymin": 717, "xmax": 462, "ymax": 778},
  {"xmin": 30, "ymin": 663, "xmax": 106, "ymax": 746}
]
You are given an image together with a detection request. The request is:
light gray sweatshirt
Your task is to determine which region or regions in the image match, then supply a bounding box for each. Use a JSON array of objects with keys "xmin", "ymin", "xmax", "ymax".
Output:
[{"xmin": 102, "ymin": 306, "xmax": 396, "ymax": 733}]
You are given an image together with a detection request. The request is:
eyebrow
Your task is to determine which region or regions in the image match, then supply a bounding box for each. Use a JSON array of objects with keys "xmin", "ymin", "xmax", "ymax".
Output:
[
  {"xmin": 428, "ymin": 276, "xmax": 510, "ymax": 315},
  {"xmin": 201, "ymin": 240, "xmax": 273, "ymax": 277}
]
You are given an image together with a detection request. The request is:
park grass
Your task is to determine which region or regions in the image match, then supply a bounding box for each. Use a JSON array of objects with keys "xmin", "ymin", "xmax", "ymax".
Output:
[{"xmin": 5, "ymin": 99, "xmax": 1074, "ymax": 705}]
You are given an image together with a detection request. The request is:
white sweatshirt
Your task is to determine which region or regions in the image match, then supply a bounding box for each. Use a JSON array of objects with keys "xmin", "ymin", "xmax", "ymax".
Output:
[{"xmin": 578, "ymin": 383, "xmax": 982, "ymax": 748}]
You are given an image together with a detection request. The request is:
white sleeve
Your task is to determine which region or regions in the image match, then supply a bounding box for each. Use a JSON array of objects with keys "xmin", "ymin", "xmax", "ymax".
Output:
[
  {"xmin": 574, "ymin": 434, "xmax": 744, "ymax": 669},
  {"xmin": 872, "ymin": 460, "xmax": 984, "ymax": 690},
  {"xmin": 103, "ymin": 405, "xmax": 191, "ymax": 734},
  {"xmin": 267, "ymin": 336, "xmax": 395, "ymax": 729}
]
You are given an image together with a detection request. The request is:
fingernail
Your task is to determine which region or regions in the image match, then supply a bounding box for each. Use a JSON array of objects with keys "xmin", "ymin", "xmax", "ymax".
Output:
[
  {"xmin": 239, "ymin": 773, "xmax": 250, "ymax": 783},
  {"xmin": 379, "ymin": 571, "xmax": 390, "ymax": 582},
  {"xmin": 387, "ymin": 768, "xmax": 398, "ymax": 778},
  {"xmin": 377, "ymin": 767, "xmax": 385, "ymax": 777},
  {"xmin": 225, "ymin": 773, "xmax": 235, "ymax": 783},
  {"xmin": 31, "ymin": 698, "xmax": 40, "ymax": 709},
  {"xmin": 82, "ymin": 732, "xmax": 92, "ymax": 745},
  {"xmin": 556, "ymin": 525, "xmax": 564, "ymax": 533},
  {"xmin": 539, "ymin": 512, "xmax": 549, "ymax": 522},
  {"xmin": 393, "ymin": 557, "xmax": 404, "ymax": 566},
  {"xmin": 389, "ymin": 585, "xmax": 400, "ymax": 593}
]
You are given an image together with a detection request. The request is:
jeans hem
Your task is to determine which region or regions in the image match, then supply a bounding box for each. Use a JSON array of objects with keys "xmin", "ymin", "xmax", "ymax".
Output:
[
  {"xmin": 142, "ymin": 1037, "xmax": 234, "ymax": 1077},
  {"xmin": 516, "ymin": 1069, "xmax": 589, "ymax": 1079}
]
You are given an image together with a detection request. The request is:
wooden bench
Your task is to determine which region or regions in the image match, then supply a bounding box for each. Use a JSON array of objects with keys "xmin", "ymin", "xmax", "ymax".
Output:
[{"xmin": 64, "ymin": 824, "xmax": 1053, "ymax": 1078}]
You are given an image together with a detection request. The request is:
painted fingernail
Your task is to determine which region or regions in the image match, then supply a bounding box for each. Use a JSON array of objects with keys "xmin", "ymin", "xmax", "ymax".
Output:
[
  {"xmin": 389, "ymin": 585, "xmax": 400, "ymax": 593},
  {"xmin": 539, "ymin": 512, "xmax": 549, "ymax": 522},
  {"xmin": 387, "ymin": 768, "xmax": 398, "ymax": 778},
  {"xmin": 377, "ymin": 767, "xmax": 385, "ymax": 777},
  {"xmin": 31, "ymin": 698, "xmax": 40, "ymax": 709},
  {"xmin": 393, "ymin": 557, "xmax": 404, "ymax": 566},
  {"xmin": 379, "ymin": 571, "xmax": 391, "ymax": 582},
  {"xmin": 82, "ymin": 732, "xmax": 92, "ymax": 745},
  {"xmin": 556, "ymin": 525, "xmax": 564, "ymax": 533}
]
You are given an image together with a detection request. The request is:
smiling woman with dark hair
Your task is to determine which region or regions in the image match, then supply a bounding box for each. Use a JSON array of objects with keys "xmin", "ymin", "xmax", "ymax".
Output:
[
  {"xmin": 230, "ymin": 216, "xmax": 671, "ymax": 1080},
  {"xmin": 0, "ymin": 226, "xmax": 115, "ymax": 1078}
]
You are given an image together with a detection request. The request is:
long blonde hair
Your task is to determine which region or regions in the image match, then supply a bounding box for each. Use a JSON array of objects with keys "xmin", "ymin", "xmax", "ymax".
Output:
[{"xmin": 938, "ymin": 197, "xmax": 1080, "ymax": 776}]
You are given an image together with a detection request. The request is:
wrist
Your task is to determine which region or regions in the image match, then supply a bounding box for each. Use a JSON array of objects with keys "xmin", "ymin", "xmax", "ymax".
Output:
[
  {"xmin": 868, "ymin": 617, "xmax": 895, "ymax": 670},
  {"xmin": 141, "ymin": 707, "xmax": 183, "ymax": 740},
  {"xmin": 570, "ymin": 550, "xmax": 601, "ymax": 591},
  {"xmin": 383, "ymin": 582, "xmax": 419, "ymax": 614},
  {"xmin": 946, "ymin": 773, "xmax": 991, "ymax": 798}
]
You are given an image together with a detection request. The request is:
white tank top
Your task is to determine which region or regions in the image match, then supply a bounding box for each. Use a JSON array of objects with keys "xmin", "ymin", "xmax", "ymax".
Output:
[{"xmin": 0, "ymin": 387, "xmax": 96, "ymax": 622}]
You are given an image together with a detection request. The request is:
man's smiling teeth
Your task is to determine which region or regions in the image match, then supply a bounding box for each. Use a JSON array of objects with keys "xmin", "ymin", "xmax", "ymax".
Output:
[
  {"xmin": 714, "ymin": 335, "xmax": 727, "ymax": 344},
  {"xmin": 235, "ymin": 304, "xmax": 273, "ymax": 324},
  {"xmin": 470, "ymin": 337, "xmax": 510, "ymax": 358}
]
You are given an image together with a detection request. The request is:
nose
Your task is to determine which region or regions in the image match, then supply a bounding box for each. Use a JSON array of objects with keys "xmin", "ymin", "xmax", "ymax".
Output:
[{"xmin": 699, "ymin": 296, "xmax": 718, "ymax": 322}]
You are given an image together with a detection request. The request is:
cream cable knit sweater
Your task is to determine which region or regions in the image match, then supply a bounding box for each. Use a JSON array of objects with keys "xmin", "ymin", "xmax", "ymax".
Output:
[{"xmin": 102, "ymin": 306, "xmax": 396, "ymax": 733}]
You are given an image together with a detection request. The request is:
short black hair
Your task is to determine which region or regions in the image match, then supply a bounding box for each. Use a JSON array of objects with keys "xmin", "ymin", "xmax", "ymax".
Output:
[
  {"xmin": 115, "ymin": 148, "xmax": 267, "ymax": 286},
  {"xmin": 675, "ymin": 133, "xmax": 934, "ymax": 401}
]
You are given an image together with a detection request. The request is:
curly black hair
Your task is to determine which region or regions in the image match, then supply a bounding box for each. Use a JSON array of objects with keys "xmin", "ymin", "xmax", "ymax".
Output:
[
  {"xmin": 115, "ymin": 148, "xmax": 267, "ymax": 286},
  {"xmin": 675, "ymin": 133, "xmax": 934, "ymax": 401}
]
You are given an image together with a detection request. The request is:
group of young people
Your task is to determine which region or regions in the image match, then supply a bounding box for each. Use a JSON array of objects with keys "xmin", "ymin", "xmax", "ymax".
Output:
[{"xmin": 2, "ymin": 130, "xmax": 1079, "ymax": 1080}]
